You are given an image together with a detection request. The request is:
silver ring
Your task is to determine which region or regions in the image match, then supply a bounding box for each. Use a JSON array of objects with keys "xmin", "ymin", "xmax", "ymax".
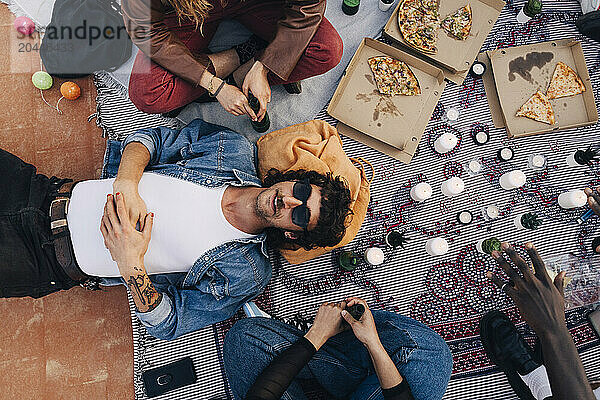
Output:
[{"xmin": 501, "ymin": 283, "xmax": 509, "ymax": 292}]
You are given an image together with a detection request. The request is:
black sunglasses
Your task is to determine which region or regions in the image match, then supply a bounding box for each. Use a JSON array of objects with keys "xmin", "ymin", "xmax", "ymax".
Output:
[{"xmin": 291, "ymin": 179, "xmax": 312, "ymax": 229}]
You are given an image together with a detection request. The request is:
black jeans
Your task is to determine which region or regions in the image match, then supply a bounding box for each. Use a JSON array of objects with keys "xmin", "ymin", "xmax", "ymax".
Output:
[{"xmin": 0, "ymin": 149, "xmax": 77, "ymax": 298}]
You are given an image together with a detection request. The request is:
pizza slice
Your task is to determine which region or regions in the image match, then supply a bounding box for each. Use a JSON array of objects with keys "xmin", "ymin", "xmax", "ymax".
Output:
[
  {"xmin": 405, "ymin": 29, "xmax": 437, "ymax": 54},
  {"xmin": 398, "ymin": 0, "xmax": 439, "ymax": 54},
  {"xmin": 546, "ymin": 61, "xmax": 586, "ymax": 99},
  {"xmin": 368, "ymin": 57, "xmax": 397, "ymax": 96},
  {"xmin": 368, "ymin": 56, "xmax": 421, "ymax": 96},
  {"xmin": 420, "ymin": 0, "xmax": 440, "ymax": 17},
  {"xmin": 441, "ymin": 4, "xmax": 472, "ymax": 40},
  {"xmin": 395, "ymin": 62, "xmax": 421, "ymax": 95},
  {"xmin": 516, "ymin": 91, "xmax": 555, "ymax": 125}
]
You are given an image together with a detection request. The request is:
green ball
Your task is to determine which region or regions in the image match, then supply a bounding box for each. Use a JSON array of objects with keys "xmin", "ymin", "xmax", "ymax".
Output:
[{"xmin": 32, "ymin": 71, "xmax": 53, "ymax": 90}]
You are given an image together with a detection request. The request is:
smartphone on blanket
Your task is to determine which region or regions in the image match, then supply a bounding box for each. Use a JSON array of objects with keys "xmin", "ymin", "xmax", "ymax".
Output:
[{"xmin": 142, "ymin": 357, "xmax": 197, "ymax": 398}]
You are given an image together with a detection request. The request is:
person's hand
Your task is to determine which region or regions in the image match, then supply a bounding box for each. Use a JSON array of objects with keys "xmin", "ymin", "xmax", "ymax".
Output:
[
  {"xmin": 216, "ymin": 83, "xmax": 257, "ymax": 120},
  {"xmin": 487, "ymin": 242, "xmax": 567, "ymax": 338},
  {"xmin": 341, "ymin": 297, "xmax": 381, "ymax": 349},
  {"xmin": 100, "ymin": 193, "xmax": 153, "ymax": 269},
  {"xmin": 304, "ymin": 301, "xmax": 347, "ymax": 350},
  {"xmin": 241, "ymin": 61, "xmax": 270, "ymax": 122},
  {"xmin": 113, "ymin": 179, "xmax": 147, "ymax": 230},
  {"xmin": 585, "ymin": 187, "xmax": 600, "ymax": 217}
]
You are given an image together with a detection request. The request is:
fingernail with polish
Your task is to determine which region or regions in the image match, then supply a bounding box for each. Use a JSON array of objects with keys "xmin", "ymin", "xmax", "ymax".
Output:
[
  {"xmin": 150, "ymin": 212, "xmax": 154, "ymax": 217},
  {"xmin": 491, "ymin": 250, "xmax": 500, "ymax": 258},
  {"xmin": 486, "ymin": 271, "xmax": 493, "ymax": 278},
  {"xmin": 116, "ymin": 192, "xmax": 120, "ymax": 196},
  {"xmin": 525, "ymin": 242, "xmax": 533, "ymax": 249},
  {"xmin": 585, "ymin": 187, "xmax": 592, "ymax": 195},
  {"xmin": 501, "ymin": 242, "xmax": 510, "ymax": 250}
]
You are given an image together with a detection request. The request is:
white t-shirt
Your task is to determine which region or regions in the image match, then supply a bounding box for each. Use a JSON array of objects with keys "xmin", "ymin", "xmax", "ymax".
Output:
[{"xmin": 67, "ymin": 173, "xmax": 255, "ymax": 277}]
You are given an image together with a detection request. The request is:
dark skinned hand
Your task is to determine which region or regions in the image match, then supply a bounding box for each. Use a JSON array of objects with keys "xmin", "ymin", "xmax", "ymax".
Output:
[
  {"xmin": 487, "ymin": 242, "xmax": 567, "ymax": 337},
  {"xmin": 585, "ymin": 188, "xmax": 600, "ymax": 253}
]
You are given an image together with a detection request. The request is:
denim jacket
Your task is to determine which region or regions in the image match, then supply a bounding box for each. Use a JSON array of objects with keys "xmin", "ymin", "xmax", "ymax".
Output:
[{"xmin": 101, "ymin": 119, "xmax": 272, "ymax": 340}]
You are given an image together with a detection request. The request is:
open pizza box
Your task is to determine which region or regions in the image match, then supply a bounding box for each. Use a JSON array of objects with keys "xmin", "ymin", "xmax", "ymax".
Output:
[
  {"xmin": 479, "ymin": 39, "xmax": 598, "ymax": 138},
  {"xmin": 383, "ymin": 0, "xmax": 505, "ymax": 85},
  {"xmin": 328, "ymin": 38, "xmax": 446, "ymax": 164}
]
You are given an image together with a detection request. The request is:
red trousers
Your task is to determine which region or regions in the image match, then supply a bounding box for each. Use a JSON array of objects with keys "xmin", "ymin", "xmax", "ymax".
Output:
[{"xmin": 128, "ymin": 2, "xmax": 343, "ymax": 114}]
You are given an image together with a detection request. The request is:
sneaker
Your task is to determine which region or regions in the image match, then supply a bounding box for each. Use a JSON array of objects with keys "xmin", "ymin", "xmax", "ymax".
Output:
[
  {"xmin": 480, "ymin": 311, "xmax": 540, "ymax": 400},
  {"xmin": 283, "ymin": 81, "xmax": 302, "ymax": 94}
]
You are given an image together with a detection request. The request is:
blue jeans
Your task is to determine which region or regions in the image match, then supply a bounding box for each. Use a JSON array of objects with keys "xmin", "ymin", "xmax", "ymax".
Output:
[{"xmin": 223, "ymin": 311, "xmax": 453, "ymax": 400}]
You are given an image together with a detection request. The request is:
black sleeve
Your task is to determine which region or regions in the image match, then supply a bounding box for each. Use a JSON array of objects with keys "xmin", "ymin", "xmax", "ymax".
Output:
[
  {"xmin": 382, "ymin": 379, "xmax": 415, "ymax": 400},
  {"xmin": 245, "ymin": 336, "xmax": 317, "ymax": 400}
]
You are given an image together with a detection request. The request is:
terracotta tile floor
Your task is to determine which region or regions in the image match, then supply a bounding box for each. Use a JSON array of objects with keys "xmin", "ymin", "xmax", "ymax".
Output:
[{"xmin": 0, "ymin": 5, "xmax": 133, "ymax": 399}]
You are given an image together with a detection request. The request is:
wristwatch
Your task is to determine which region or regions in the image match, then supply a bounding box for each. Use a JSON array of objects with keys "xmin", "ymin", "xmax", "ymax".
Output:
[{"xmin": 208, "ymin": 76, "xmax": 226, "ymax": 98}]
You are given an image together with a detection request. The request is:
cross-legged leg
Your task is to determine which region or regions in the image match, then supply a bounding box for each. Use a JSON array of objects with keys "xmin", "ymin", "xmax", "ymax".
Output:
[
  {"xmin": 344, "ymin": 311, "xmax": 453, "ymax": 400},
  {"xmin": 128, "ymin": 14, "xmax": 240, "ymax": 114},
  {"xmin": 0, "ymin": 149, "xmax": 75, "ymax": 298},
  {"xmin": 224, "ymin": 317, "xmax": 312, "ymax": 399},
  {"xmin": 223, "ymin": 311, "xmax": 452, "ymax": 400},
  {"xmin": 233, "ymin": 1, "xmax": 343, "ymax": 85}
]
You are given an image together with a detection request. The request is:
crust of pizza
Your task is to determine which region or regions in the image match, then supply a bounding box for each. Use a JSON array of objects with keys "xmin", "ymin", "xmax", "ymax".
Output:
[
  {"xmin": 368, "ymin": 56, "xmax": 421, "ymax": 96},
  {"xmin": 441, "ymin": 4, "xmax": 472, "ymax": 40},
  {"xmin": 516, "ymin": 91, "xmax": 555, "ymax": 125},
  {"xmin": 546, "ymin": 61, "xmax": 586, "ymax": 100}
]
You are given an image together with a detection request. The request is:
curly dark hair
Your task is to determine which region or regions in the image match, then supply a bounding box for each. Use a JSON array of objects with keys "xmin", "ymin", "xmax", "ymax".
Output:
[{"xmin": 262, "ymin": 169, "xmax": 353, "ymax": 250}]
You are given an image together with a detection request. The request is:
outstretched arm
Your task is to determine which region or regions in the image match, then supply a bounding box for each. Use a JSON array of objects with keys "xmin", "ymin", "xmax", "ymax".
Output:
[{"xmin": 488, "ymin": 243, "xmax": 595, "ymax": 400}]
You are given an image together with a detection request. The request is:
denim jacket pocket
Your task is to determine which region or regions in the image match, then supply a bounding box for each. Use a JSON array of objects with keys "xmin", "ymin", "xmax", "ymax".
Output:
[
  {"xmin": 180, "ymin": 142, "xmax": 205, "ymax": 160},
  {"xmin": 206, "ymin": 266, "xmax": 230, "ymax": 301}
]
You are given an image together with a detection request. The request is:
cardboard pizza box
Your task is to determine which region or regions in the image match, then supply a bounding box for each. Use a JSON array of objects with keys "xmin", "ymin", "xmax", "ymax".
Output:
[
  {"xmin": 487, "ymin": 39, "xmax": 598, "ymax": 138},
  {"xmin": 477, "ymin": 50, "xmax": 506, "ymax": 129},
  {"xmin": 383, "ymin": 0, "xmax": 505, "ymax": 85},
  {"xmin": 327, "ymin": 38, "xmax": 446, "ymax": 164}
]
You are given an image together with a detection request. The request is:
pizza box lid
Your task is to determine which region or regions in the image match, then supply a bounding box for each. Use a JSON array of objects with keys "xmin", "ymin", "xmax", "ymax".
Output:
[
  {"xmin": 383, "ymin": 0, "xmax": 505, "ymax": 85},
  {"xmin": 327, "ymin": 38, "xmax": 446, "ymax": 164},
  {"xmin": 487, "ymin": 39, "xmax": 598, "ymax": 138}
]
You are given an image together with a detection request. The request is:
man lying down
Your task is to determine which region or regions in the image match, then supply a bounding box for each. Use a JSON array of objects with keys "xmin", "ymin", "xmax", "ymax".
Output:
[{"xmin": 0, "ymin": 119, "xmax": 353, "ymax": 340}]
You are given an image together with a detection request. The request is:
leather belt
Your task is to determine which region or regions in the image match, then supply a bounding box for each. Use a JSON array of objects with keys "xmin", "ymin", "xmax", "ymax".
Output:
[{"xmin": 49, "ymin": 181, "xmax": 98, "ymax": 287}]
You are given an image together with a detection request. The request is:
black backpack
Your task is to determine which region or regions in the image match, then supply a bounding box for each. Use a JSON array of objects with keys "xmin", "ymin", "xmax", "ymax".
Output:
[
  {"xmin": 40, "ymin": 0, "xmax": 132, "ymax": 78},
  {"xmin": 576, "ymin": 10, "xmax": 600, "ymax": 44}
]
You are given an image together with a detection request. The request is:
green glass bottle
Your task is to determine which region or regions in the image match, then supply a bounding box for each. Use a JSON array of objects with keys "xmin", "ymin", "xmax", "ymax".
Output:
[
  {"xmin": 339, "ymin": 251, "xmax": 359, "ymax": 271},
  {"xmin": 481, "ymin": 237, "xmax": 502, "ymax": 255},
  {"xmin": 524, "ymin": 0, "xmax": 542, "ymax": 18},
  {"xmin": 248, "ymin": 91, "xmax": 270, "ymax": 133},
  {"xmin": 342, "ymin": 0, "xmax": 360, "ymax": 15}
]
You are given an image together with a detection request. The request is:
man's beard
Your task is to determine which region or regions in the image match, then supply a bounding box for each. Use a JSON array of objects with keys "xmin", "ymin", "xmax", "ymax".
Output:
[{"xmin": 255, "ymin": 190, "xmax": 270, "ymax": 222}]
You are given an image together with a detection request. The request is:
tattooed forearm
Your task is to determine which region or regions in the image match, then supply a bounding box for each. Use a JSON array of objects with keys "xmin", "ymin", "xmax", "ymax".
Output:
[{"xmin": 124, "ymin": 268, "xmax": 163, "ymax": 313}]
